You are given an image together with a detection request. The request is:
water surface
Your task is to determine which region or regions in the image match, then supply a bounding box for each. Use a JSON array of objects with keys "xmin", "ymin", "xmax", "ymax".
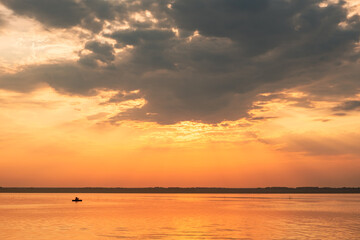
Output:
[{"xmin": 1, "ymin": 193, "xmax": 359, "ymax": 239}]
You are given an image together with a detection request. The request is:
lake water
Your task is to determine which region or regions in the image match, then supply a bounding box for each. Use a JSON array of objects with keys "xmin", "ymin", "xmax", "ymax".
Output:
[{"xmin": 0, "ymin": 193, "xmax": 360, "ymax": 239}]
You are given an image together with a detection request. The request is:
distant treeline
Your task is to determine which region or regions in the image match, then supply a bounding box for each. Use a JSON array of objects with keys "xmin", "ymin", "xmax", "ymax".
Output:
[{"xmin": 1, "ymin": 187, "xmax": 360, "ymax": 193}]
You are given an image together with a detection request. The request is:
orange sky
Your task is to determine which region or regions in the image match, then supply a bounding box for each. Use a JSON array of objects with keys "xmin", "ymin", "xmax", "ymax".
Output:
[
  {"xmin": 0, "ymin": 88, "xmax": 359, "ymax": 187},
  {"xmin": 0, "ymin": 0, "xmax": 360, "ymax": 187}
]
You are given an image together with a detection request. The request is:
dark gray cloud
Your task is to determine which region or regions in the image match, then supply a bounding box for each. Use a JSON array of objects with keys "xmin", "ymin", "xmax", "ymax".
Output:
[
  {"xmin": 108, "ymin": 29, "xmax": 175, "ymax": 47},
  {"xmin": 170, "ymin": 0, "xmax": 359, "ymax": 57},
  {"xmin": 0, "ymin": 13, "xmax": 5, "ymax": 28},
  {"xmin": 333, "ymin": 100, "xmax": 360, "ymax": 111},
  {"xmin": 107, "ymin": 29, "xmax": 176, "ymax": 70},
  {"xmin": 0, "ymin": 0, "xmax": 125, "ymax": 32},
  {"xmin": 79, "ymin": 40, "xmax": 115, "ymax": 67},
  {"xmin": 0, "ymin": 63, "xmax": 100, "ymax": 94},
  {"xmin": 333, "ymin": 112, "xmax": 347, "ymax": 116},
  {"xmin": 0, "ymin": 0, "xmax": 359, "ymax": 124},
  {"xmin": 1, "ymin": 0, "xmax": 88, "ymax": 28},
  {"xmin": 106, "ymin": 91, "xmax": 142, "ymax": 103}
]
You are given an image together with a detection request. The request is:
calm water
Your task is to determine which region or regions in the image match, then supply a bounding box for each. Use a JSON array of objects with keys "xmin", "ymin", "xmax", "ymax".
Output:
[{"xmin": 0, "ymin": 193, "xmax": 360, "ymax": 240}]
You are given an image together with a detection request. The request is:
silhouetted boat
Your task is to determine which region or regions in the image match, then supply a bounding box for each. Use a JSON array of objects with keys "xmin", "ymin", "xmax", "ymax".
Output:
[{"xmin": 72, "ymin": 197, "xmax": 82, "ymax": 202}]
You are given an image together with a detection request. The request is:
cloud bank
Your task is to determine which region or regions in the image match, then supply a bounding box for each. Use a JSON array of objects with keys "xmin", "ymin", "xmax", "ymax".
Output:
[{"xmin": 0, "ymin": 0, "xmax": 359, "ymax": 124}]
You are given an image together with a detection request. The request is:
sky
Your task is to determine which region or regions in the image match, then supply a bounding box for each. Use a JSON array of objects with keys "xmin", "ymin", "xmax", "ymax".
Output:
[{"xmin": 0, "ymin": 0, "xmax": 360, "ymax": 187}]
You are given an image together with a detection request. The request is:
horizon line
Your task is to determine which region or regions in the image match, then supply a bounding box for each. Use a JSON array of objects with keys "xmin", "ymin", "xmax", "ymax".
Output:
[{"xmin": 1, "ymin": 186, "xmax": 360, "ymax": 194}]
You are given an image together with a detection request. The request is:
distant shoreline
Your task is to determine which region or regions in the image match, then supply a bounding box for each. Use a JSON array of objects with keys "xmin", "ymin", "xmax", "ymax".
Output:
[{"xmin": 1, "ymin": 187, "xmax": 360, "ymax": 194}]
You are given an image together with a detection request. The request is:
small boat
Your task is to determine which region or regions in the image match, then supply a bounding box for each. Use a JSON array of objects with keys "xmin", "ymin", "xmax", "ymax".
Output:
[{"xmin": 72, "ymin": 197, "xmax": 82, "ymax": 202}]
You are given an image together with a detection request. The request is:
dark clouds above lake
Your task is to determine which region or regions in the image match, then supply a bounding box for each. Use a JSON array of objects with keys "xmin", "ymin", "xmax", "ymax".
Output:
[{"xmin": 0, "ymin": 0, "xmax": 359, "ymax": 124}]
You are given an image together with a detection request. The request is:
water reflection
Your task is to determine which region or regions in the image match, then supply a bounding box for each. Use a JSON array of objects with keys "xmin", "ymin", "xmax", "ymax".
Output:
[{"xmin": 0, "ymin": 194, "xmax": 360, "ymax": 239}]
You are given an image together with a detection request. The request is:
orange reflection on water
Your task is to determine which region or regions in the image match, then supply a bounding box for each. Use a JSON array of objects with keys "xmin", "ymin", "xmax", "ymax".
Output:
[{"xmin": 1, "ymin": 193, "xmax": 360, "ymax": 240}]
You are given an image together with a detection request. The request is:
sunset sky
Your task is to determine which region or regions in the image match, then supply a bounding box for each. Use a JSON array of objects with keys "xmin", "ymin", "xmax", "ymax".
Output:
[{"xmin": 0, "ymin": 0, "xmax": 360, "ymax": 187}]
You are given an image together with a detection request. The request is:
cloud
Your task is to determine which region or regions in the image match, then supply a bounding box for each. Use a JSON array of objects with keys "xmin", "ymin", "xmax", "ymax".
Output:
[
  {"xmin": 276, "ymin": 133, "xmax": 360, "ymax": 156},
  {"xmin": 0, "ymin": 0, "xmax": 124, "ymax": 32},
  {"xmin": 108, "ymin": 29, "xmax": 175, "ymax": 47},
  {"xmin": 107, "ymin": 29, "xmax": 176, "ymax": 70},
  {"xmin": 333, "ymin": 100, "xmax": 360, "ymax": 111},
  {"xmin": 86, "ymin": 112, "xmax": 108, "ymax": 120},
  {"xmin": 333, "ymin": 112, "xmax": 347, "ymax": 116},
  {"xmin": 78, "ymin": 40, "xmax": 115, "ymax": 67},
  {"xmin": 106, "ymin": 91, "xmax": 142, "ymax": 103},
  {"xmin": 1, "ymin": 0, "xmax": 88, "ymax": 28},
  {"xmin": 170, "ymin": 0, "xmax": 359, "ymax": 57},
  {"xmin": 0, "ymin": 0, "xmax": 359, "ymax": 124},
  {"xmin": 0, "ymin": 63, "xmax": 104, "ymax": 94},
  {"xmin": 0, "ymin": 13, "xmax": 5, "ymax": 28}
]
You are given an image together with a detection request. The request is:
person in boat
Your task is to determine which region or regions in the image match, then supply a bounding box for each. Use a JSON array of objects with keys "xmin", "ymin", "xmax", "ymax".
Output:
[{"xmin": 75, "ymin": 197, "xmax": 79, "ymax": 201}]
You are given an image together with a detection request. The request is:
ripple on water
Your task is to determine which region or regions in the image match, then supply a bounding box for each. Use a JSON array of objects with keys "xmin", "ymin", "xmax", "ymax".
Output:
[{"xmin": 1, "ymin": 193, "xmax": 360, "ymax": 240}]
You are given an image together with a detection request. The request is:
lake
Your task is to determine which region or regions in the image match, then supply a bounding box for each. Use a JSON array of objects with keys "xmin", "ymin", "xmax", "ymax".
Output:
[{"xmin": 0, "ymin": 193, "xmax": 359, "ymax": 239}]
